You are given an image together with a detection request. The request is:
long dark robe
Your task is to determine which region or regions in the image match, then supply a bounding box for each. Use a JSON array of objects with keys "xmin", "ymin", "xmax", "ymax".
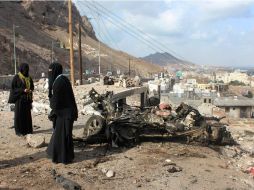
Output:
[
  {"xmin": 8, "ymin": 75, "xmax": 34, "ymax": 136},
  {"xmin": 47, "ymin": 75, "xmax": 78, "ymax": 164}
]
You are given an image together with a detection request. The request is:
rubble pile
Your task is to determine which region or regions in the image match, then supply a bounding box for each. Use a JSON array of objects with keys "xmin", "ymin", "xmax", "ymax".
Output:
[
  {"xmin": 32, "ymin": 78, "xmax": 50, "ymax": 114},
  {"xmin": 0, "ymin": 91, "xmax": 12, "ymax": 111},
  {"xmin": 88, "ymin": 77, "xmax": 99, "ymax": 84},
  {"xmin": 0, "ymin": 79, "xmax": 51, "ymax": 114},
  {"xmin": 78, "ymin": 77, "xmax": 100, "ymax": 85},
  {"xmin": 221, "ymin": 127, "xmax": 254, "ymax": 177},
  {"xmin": 34, "ymin": 78, "xmax": 48, "ymax": 93},
  {"xmin": 116, "ymin": 75, "xmax": 141, "ymax": 88}
]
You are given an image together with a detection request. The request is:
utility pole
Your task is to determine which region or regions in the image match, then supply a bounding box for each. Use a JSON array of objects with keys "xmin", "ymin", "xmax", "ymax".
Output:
[
  {"xmin": 51, "ymin": 41, "xmax": 54, "ymax": 63},
  {"xmin": 110, "ymin": 49, "xmax": 113, "ymax": 73},
  {"xmin": 13, "ymin": 24, "xmax": 17, "ymax": 74},
  {"xmin": 128, "ymin": 57, "xmax": 131, "ymax": 76},
  {"xmin": 98, "ymin": 38, "xmax": 101, "ymax": 75},
  {"xmin": 98, "ymin": 13, "xmax": 101, "ymax": 75},
  {"xmin": 78, "ymin": 21, "xmax": 83, "ymax": 85},
  {"xmin": 68, "ymin": 0, "xmax": 75, "ymax": 86}
]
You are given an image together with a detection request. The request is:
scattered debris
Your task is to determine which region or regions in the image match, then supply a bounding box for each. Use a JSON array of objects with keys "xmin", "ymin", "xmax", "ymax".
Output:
[
  {"xmin": 33, "ymin": 125, "xmax": 41, "ymax": 130},
  {"xmin": 163, "ymin": 159, "xmax": 177, "ymax": 167},
  {"xmin": 247, "ymin": 167, "xmax": 254, "ymax": 176},
  {"xmin": 0, "ymin": 91, "xmax": 14, "ymax": 111},
  {"xmin": 26, "ymin": 134, "xmax": 46, "ymax": 148},
  {"xmin": 88, "ymin": 77, "xmax": 97, "ymax": 84},
  {"xmin": 51, "ymin": 169, "xmax": 81, "ymax": 190},
  {"xmin": 221, "ymin": 146, "xmax": 239, "ymax": 158},
  {"xmin": 0, "ymin": 163, "xmax": 10, "ymax": 169},
  {"xmin": 101, "ymin": 168, "xmax": 108, "ymax": 174},
  {"xmin": 155, "ymin": 103, "xmax": 172, "ymax": 117},
  {"xmin": 163, "ymin": 162, "xmax": 177, "ymax": 167},
  {"xmin": 103, "ymin": 76, "xmax": 114, "ymax": 85},
  {"xmin": 190, "ymin": 178, "xmax": 198, "ymax": 184},
  {"xmin": 101, "ymin": 168, "xmax": 115, "ymax": 178},
  {"xmin": 34, "ymin": 78, "xmax": 48, "ymax": 92},
  {"xmin": 93, "ymin": 157, "xmax": 110, "ymax": 167},
  {"xmin": 106, "ymin": 170, "xmax": 115, "ymax": 178},
  {"xmin": 116, "ymin": 76, "xmax": 141, "ymax": 88},
  {"xmin": 167, "ymin": 165, "xmax": 183, "ymax": 173},
  {"xmin": 32, "ymin": 102, "xmax": 50, "ymax": 114}
]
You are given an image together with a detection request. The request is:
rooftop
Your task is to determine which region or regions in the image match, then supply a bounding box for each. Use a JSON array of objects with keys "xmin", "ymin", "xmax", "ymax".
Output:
[{"xmin": 214, "ymin": 96, "xmax": 254, "ymax": 107}]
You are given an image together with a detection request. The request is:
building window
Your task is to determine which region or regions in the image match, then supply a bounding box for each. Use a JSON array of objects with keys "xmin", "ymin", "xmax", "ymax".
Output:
[
  {"xmin": 209, "ymin": 99, "xmax": 211, "ymax": 103},
  {"xmin": 225, "ymin": 107, "xmax": 230, "ymax": 113},
  {"xmin": 204, "ymin": 99, "xmax": 207, "ymax": 103},
  {"xmin": 232, "ymin": 107, "xmax": 235, "ymax": 110}
]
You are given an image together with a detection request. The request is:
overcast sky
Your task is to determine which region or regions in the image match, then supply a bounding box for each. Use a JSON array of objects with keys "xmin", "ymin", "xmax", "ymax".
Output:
[{"xmin": 75, "ymin": 0, "xmax": 254, "ymax": 67}]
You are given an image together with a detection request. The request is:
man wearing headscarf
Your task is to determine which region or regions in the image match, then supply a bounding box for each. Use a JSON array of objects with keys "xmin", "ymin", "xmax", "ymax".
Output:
[
  {"xmin": 47, "ymin": 62, "xmax": 78, "ymax": 164},
  {"xmin": 8, "ymin": 63, "xmax": 34, "ymax": 136}
]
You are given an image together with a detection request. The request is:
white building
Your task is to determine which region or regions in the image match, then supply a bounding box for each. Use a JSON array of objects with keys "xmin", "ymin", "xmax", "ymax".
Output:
[{"xmin": 216, "ymin": 70, "xmax": 250, "ymax": 85}]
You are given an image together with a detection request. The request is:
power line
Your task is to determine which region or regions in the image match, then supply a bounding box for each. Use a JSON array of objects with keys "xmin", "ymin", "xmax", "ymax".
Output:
[
  {"xmin": 88, "ymin": 0, "xmax": 188, "ymax": 63},
  {"xmin": 98, "ymin": 14, "xmax": 121, "ymax": 51},
  {"xmin": 80, "ymin": 1, "xmax": 170, "ymax": 59},
  {"xmin": 80, "ymin": 0, "xmax": 189, "ymax": 68},
  {"xmin": 84, "ymin": 0, "xmax": 164, "ymax": 51},
  {"xmin": 79, "ymin": 1, "xmax": 115, "ymax": 49},
  {"xmin": 90, "ymin": 0, "xmax": 186, "ymax": 61}
]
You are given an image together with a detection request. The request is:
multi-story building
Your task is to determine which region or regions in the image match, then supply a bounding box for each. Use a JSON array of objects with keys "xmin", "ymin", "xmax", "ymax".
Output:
[{"xmin": 215, "ymin": 70, "xmax": 250, "ymax": 85}]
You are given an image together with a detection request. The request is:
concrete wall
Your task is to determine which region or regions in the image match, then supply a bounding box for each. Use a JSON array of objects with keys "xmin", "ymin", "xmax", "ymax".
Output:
[
  {"xmin": 227, "ymin": 107, "xmax": 240, "ymax": 118},
  {"xmin": 241, "ymin": 107, "xmax": 253, "ymax": 118},
  {"xmin": 0, "ymin": 75, "xmax": 13, "ymax": 89},
  {"xmin": 223, "ymin": 106, "xmax": 253, "ymax": 118}
]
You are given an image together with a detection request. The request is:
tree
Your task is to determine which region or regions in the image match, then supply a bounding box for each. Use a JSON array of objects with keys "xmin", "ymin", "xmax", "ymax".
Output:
[
  {"xmin": 229, "ymin": 80, "xmax": 246, "ymax": 86},
  {"xmin": 243, "ymin": 91, "xmax": 253, "ymax": 98}
]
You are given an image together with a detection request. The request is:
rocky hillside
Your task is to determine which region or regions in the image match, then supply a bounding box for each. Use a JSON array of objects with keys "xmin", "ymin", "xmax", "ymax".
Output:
[
  {"xmin": 0, "ymin": 0, "xmax": 161, "ymax": 78},
  {"xmin": 142, "ymin": 52, "xmax": 197, "ymax": 72},
  {"xmin": 142, "ymin": 52, "xmax": 182, "ymax": 66}
]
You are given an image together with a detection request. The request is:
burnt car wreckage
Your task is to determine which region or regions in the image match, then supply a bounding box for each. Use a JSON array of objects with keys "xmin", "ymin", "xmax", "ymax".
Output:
[{"xmin": 79, "ymin": 88, "xmax": 234, "ymax": 147}]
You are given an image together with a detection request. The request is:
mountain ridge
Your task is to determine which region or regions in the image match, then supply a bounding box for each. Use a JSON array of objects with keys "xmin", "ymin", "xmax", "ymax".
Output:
[
  {"xmin": 141, "ymin": 52, "xmax": 197, "ymax": 71},
  {"xmin": 0, "ymin": 0, "xmax": 162, "ymax": 78},
  {"xmin": 142, "ymin": 52, "xmax": 183, "ymax": 66}
]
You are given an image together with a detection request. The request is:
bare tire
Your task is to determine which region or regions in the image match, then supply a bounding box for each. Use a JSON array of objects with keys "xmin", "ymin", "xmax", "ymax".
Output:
[{"xmin": 83, "ymin": 115, "xmax": 105, "ymax": 138}]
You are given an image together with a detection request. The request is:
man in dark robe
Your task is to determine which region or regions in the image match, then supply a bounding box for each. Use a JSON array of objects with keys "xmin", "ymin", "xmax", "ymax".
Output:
[
  {"xmin": 47, "ymin": 62, "xmax": 78, "ymax": 164},
  {"xmin": 8, "ymin": 63, "xmax": 34, "ymax": 136}
]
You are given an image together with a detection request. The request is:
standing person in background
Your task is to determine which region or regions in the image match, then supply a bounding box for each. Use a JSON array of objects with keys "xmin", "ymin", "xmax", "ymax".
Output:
[
  {"xmin": 47, "ymin": 62, "xmax": 78, "ymax": 164},
  {"xmin": 8, "ymin": 63, "xmax": 34, "ymax": 136}
]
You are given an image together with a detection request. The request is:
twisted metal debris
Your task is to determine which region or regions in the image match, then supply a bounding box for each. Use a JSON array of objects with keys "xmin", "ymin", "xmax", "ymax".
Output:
[{"xmin": 82, "ymin": 88, "xmax": 234, "ymax": 147}]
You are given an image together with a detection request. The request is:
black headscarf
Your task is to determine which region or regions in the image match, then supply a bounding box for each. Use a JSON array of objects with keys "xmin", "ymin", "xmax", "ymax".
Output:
[
  {"xmin": 19, "ymin": 63, "xmax": 29, "ymax": 77},
  {"xmin": 48, "ymin": 62, "xmax": 63, "ymax": 98}
]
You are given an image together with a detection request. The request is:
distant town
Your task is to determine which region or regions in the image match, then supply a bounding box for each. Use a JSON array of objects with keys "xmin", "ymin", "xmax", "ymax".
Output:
[{"xmin": 148, "ymin": 68, "xmax": 254, "ymax": 119}]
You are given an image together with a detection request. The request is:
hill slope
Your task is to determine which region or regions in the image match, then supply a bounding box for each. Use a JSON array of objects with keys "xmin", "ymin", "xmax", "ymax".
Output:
[
  {"xmin": 0, "ymin": 1, "xmax": 161, "ymax": 78},
  {"xmin": 142, "ymin": 52, "xmax": 196, "ymax": 71}
]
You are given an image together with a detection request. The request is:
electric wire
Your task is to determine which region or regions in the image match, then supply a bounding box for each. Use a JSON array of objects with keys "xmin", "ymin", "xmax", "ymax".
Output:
[{"xmin": 79, "ymin": 0, "xmax": 189, "ymax": 68}]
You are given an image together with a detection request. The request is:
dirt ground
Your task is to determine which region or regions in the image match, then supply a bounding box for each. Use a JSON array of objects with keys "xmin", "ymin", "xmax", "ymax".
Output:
[
  {"xmin": 0, "ymin": 83, "xmax": 254, "ymax": 190},
  {"xmin": 0, "ymin": 109, "xmax": 254, "ymax": 190}
]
